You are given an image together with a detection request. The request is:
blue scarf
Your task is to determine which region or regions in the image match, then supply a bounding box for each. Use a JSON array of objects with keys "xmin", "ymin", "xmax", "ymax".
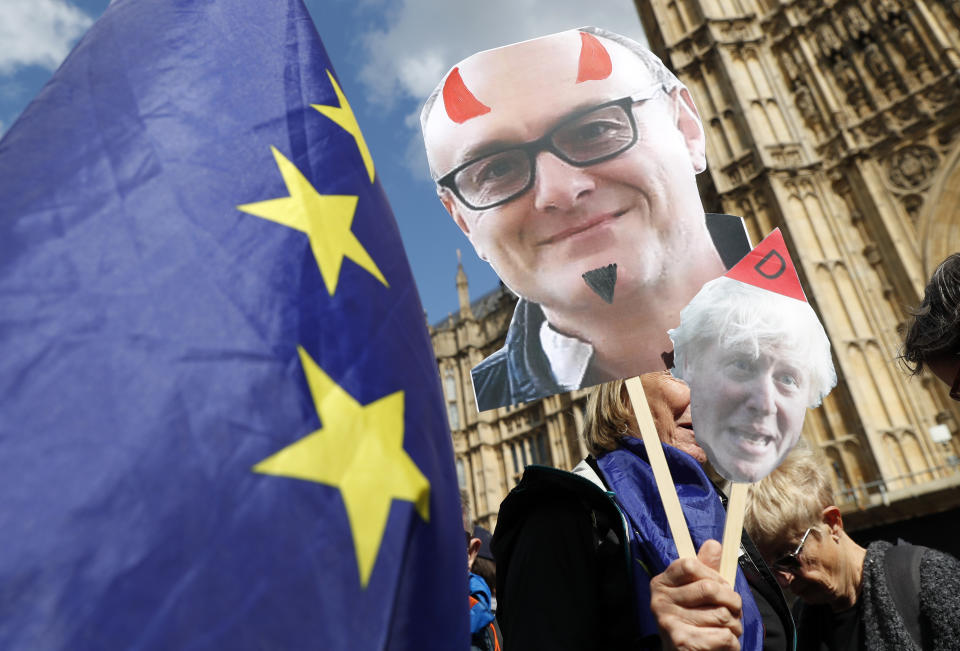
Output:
[{"xmin": 596, "ymin": 437, "xmax": 763, "ymax": 650}]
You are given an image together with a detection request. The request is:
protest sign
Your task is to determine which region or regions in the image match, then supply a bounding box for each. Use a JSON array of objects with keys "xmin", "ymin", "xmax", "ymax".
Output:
[
  {"xmin": 420, "ymin": 27, "xmax": 751, "ymax": 412},
  {"xmin": 669, "ymin": 228, "xmax": 837, "ymax": 581}
]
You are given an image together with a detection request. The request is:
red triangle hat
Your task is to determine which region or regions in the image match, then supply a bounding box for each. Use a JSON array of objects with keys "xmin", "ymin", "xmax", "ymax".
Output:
[{"xmin": 724, "ymin": 228, "xmax": 807, "ymax": 302}]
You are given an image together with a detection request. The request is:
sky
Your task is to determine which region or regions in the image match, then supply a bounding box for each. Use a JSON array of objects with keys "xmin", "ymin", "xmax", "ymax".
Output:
[{"xmin": 0, "ymin": 0, "xmax": 648, "ymax": 323}]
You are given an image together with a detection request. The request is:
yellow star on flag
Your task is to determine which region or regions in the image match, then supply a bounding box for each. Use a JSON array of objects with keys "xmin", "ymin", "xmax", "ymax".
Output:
[
  {"xmin": 237, "ymin": 147, "xmax": 388, "ymax": 295},
  {"xmin": 253, "ymin": 346, "xmax": 430, "ymax": 588},
  {"xmin": 312, "ymin": 70, "xmax": 375, "ymax": 183}
]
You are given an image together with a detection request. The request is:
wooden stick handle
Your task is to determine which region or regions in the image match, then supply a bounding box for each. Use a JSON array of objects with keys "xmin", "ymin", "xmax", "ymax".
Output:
[
  {"xmin": 719, "ymin": 482, "xmax": 748, "ymax": 585},
  {"xmin": 624, "ymin": 376, "xmax": 696, "ymax": 559}
]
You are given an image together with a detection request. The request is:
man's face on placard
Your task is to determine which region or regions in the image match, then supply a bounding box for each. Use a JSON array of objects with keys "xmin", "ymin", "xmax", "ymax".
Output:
[
  {"xmin": 688, "ymin": 341, "xmax": 809, "ymax": 483},
  {"xmin": 423, "ymin": 31, "xmax": 706, "ymax": 314}
]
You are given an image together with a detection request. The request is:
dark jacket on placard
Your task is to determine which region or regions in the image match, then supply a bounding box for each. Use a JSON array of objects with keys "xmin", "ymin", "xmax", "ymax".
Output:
[
  {"xmin": 470, "ymin": 213, "xmax": 752, "ymax": 411},
  {"xmin": 491, "ymin": 443, "xmax": 795, "ymax": 651}
]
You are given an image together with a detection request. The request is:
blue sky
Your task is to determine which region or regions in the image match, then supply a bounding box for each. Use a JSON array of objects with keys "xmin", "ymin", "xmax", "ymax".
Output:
[{"xmin": 0, "ymin": 0, "xmax": 648, "ymax": 322}]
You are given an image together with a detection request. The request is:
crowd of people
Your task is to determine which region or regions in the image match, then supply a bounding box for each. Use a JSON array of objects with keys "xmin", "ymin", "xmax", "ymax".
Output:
[
  {"xmin": 454, "ymin": 254, "xmax": 960, "ymax": 651},
  {"xmin": 452, "ymin": 252, "xmax": 960, "ymax": 650},
  {"xmin": 429, "ymin": 25, "xmax": 960, "ymax": 651}
]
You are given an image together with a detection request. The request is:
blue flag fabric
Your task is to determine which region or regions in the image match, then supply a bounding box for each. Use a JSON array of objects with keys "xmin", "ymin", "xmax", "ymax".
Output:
[{"xmin": 0, "ymin": 0, "xmax": 467, "ymax": 648}]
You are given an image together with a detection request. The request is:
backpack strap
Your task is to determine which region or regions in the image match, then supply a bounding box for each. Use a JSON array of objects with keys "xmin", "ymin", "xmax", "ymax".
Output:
[
  {"xmin": 468, "ymin": 595, "xmax": 503, "ymax": 651},
  {"xmin": 488, "ymin": 616, "xmax": 503, "ymax": 651},
  {"xmin": 884, "ymin": 542, "xmax": 924, "ymax": 649}
]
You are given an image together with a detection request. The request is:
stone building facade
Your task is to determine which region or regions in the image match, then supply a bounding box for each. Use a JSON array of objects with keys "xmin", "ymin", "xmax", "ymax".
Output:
[
  {"xmin": 635, "ymin": 0, "xmax": 960, "ymax": 538},
  {"xmin": 430, "ymin": 254, "xmax": 591, "ymax": 530},
  {"xmin": 433, "ymin": 0, "xmax": 960, "ymax": 538}
]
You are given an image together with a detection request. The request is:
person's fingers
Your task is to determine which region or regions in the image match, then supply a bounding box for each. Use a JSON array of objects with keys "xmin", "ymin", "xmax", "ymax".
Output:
[
  {"xmin": 657, "ymin": 540, "xmax": 726, "ymax": 586},
  {"xmin": 657, "ymin": 617, "xmax": 741, "ymax": 651},
  {"xmin": 650, "ymin": 541, "xmax": 745, "ymax": 651},
  {"xmin": 653, "ymin": 593, "xmax": 742, "ymax": 651},
  {"xmin": 657, "ymin": 556, "xmax": 719, "ymax": 587},
  {"xmin": 651, "ymin": 583, "xmax": 743, "ymax": 628},
  {"xmin": 650, "ymin": 552, "xmax": 744, "ymax": 651},
  {"xmin": 651, "ymin": 601, "xmax": 743, "ymax": 634},
  {"xmin": 652, "ymin": 561, "xmax": 742, "ymax": 615},
  {"xmin": 697, "ymin": 538, "xmax": 722, "ymax": 572}
]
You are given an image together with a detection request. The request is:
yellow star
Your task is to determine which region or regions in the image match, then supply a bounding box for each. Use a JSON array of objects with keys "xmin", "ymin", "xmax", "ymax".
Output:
[
  {"xmin": 253, "ymin": 346, "xmax": 430, "ymax": 588},
  {"xmin": 237, "ymin": 147, "xmax": 388, "ymax": 295},
  {"xmin": 312, "ymin": 70, "xmax": 375, "ymax": 183}
]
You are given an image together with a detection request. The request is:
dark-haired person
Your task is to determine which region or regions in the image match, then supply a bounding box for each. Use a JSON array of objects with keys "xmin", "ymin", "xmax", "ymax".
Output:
[
  {"xmin": 901, "ymin": 252, "xmax": 960, "ymax": 399},
  {"xmin": 471, "ymin": 525, "xmax": 498, "ymax": 611},
  {"xmin": 463, "ymin": 492, "xmax": 503, "ymax": 650}
]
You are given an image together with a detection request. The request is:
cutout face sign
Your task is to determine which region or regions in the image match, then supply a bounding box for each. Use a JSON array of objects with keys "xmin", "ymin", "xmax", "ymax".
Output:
[
  {"xmin": 421, "ymin": 27, "xmax": 752, "ymax": 411},
  {"xmin": 669, "ymin": 230, "xmax": 837, "ymax": 483}
]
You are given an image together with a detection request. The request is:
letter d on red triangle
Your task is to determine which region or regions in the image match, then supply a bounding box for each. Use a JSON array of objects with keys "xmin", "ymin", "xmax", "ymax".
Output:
[{"xmin": 724, "ymin": 228, "xmax": 807, "ymax": 302}]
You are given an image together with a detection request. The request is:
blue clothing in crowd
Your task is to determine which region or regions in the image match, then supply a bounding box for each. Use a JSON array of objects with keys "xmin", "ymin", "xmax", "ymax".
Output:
[{"xmin": 469, "ymin": 573, "xmax": 495, "ymax": 635}]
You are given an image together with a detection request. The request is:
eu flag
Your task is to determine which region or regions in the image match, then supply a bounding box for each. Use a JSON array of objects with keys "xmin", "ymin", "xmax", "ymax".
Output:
[{"xmin": 0, "ymin": 0, "xmax": 468, "ymax": 648}]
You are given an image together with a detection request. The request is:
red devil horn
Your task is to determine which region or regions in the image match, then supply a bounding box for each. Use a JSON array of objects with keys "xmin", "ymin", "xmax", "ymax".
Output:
[
  {"xmin": 577, "ymin": 32, "xmax": 612, "ymax": 83},
  {"xmin": 442, "ymin": 67, "xmax": 491, "ymax": 124}
]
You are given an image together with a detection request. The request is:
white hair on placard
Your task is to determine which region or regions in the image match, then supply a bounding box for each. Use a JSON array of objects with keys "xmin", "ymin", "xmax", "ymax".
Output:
[{"xmin": 669, "ymin": 275, "xmax": 836, "ymax": 408}]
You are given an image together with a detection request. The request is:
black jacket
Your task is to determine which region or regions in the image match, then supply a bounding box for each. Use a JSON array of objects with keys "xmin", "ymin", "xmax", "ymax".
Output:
[{"xmin": 492, "ymin": 460, "xmax": 796, "ymax": 650}]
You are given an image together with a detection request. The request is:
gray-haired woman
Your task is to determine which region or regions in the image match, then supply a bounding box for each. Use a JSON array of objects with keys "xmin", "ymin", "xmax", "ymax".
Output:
[{"xmin": 745, "ymin": 442, "xmax": 960, "ymax": 650}]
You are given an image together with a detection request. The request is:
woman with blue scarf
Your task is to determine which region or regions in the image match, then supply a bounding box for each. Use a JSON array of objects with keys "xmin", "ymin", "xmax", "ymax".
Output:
[{"xmin": 491, "ymin": 374, "xmax": 794, "ymax": 650}]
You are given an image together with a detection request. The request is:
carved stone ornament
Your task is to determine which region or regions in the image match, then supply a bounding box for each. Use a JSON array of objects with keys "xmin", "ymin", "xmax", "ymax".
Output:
[
  {"xmin": 893, "ymin": 100, "xmax": 918, "ymax": 124},
  {"xmin": 901, "ymin": 194, "xmax": 923, "ymax": 225},
  {"xmin": 832, "ymin": 60, "xmax": 864, "ymax": 103},
  {"xmin": 947, "ymin": 0, "xmax": 960, "ymax": 21},
  {"xmin": 862, "ymin": 116, "xmax": 888, "ymax": 140},
  {"xmin": 887, "ymin": 145, "xmax": 939, "ymax": 190},
  {"xmin": 770, "ymin": 14, "xmax": 789, "ymax": 39},
  {"xmin": 894, "ymin": 23, "xmax": 922, "ymax": 60},
  {"xmin": 802, "ymin": 0, "xmax": 820, "ymax": 17},
  {"xmin": 864, "ymin": 43, "xmax": 892, "ymax": 83},
  {"xmin": 844, "ymin": 6, "xmax": 871, "ymax": 37},
  {"xmin": 925, "ymin": 82, "xmax": 956, "ymax": 108},
  {"xmin": 877, "ymin": 0, "xmax": 901, "ymax": 22},
  {"xmin": 818, "ymin": 23, "xmax": 843, "ymax": 54},
  {"xmin": 779, "ymin": 49, "xmax": 799, "ymax": 81},
  {"xmin": 720, "ymin": 21, "xmax": 750, "ymax": 42},
  {"xmin": 795, "ymin": 83, "xmax": 822, "ymax": 129}
]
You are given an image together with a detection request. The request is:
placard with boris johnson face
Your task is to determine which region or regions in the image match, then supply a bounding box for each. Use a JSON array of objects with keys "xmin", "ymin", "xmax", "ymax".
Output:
[
  {"xmin": 669, "ymin": 229, "xmax": 837, "ymax": 483},
  {"xmin": 420, "ymin": 27, "xmax": 752, "ymax": 412}
]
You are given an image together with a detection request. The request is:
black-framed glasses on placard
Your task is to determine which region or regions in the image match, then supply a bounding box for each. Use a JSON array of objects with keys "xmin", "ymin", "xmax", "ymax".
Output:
[{"xmin": 437, "ymin": 84, "xmax": 667, "ymax": 211}]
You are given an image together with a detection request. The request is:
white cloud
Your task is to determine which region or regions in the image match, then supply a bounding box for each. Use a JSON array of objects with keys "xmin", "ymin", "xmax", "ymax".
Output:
[
  {"xmin": 357, "ymin": 0, "xmax": 648, "ymax": 108},
  {"xmin": 0, "ymin": 0, "xmax": 94, "ymax": 74},
  {"xmin": 403, "ymin": 129, "xmax": 431, "ymax": 181}
]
